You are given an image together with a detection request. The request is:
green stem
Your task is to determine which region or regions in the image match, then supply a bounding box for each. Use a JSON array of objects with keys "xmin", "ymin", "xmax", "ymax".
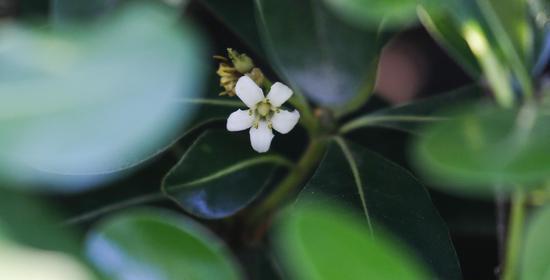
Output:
[
  {"xmin": 503, "ymin": 190, "xmax": 526, "ymax": 280},
  {"xmin": 250, "ymin": 138, "xmax": 327, "ymax": 223}
]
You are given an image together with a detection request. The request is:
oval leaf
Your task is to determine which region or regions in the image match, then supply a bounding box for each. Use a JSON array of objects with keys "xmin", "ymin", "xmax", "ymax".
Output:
[
  {"xmin": 298, "ymin": 139, "xmax": 461, "ymax": 279},
  {"xmin": 86, "ymin": 209, "xmax": 242, "ymax": 280},
  {"xmin": 414, "ymin": 104, "xmax": 550, "ymax": 194},
  {"xmin": 275, "ymin": 203, "xmax": 431, "ymax": 280},
  {"xmin": 0, "ymin": 3, "xmax": 205, "ymax": 190},
  {"xmin": 162, "ymin": 130, "xmax": 288, "ymax": 219},
  {"xmin": 322, "ymin": 0, "xmax": 418, "ymax": 29}
]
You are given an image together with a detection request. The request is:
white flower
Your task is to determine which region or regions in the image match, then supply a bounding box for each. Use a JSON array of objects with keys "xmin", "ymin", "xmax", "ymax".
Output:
[{"xmin": 226, "ymin": 76, "xmax": 300, "ymax": 153}]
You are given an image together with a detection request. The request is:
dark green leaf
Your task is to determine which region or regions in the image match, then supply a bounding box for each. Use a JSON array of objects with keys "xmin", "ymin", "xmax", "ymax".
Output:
[
  {"xmin": 298, "ymin": 139, "xmax": 461, "ymax": 279},
  {"xmin": 86, "ymin": 209, "xmax": 243, "ymax": 280},
  {"xmin": 340, "ymin": 84, "xmax": 482, "ymax": 134},
  {"xmin": 414, "ymin": 104, "xmax": 550, "ymax": 193},
  {"xmin": 198, "ymin": 0, "xmax": 264, "ymax": 56},
  {"xmin": 162, "ymin": 130, "xmax": 290, "ymax": 219},
  {"xmin": 255, "ymin": 0, "xmax": 385, "ymax": 114},
  {"xmin": 521, "ymin": 204, "xmax": 550, "ymax": 280},
  {"xmin": 275, "ymin": 203, "xmax": 431, "ymax": 280}
]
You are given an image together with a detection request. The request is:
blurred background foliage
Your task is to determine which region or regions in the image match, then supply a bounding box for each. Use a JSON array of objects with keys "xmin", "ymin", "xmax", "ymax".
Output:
[{"xmin": 0, "ymin": 0, "xmax": 549, "ymax": 279}]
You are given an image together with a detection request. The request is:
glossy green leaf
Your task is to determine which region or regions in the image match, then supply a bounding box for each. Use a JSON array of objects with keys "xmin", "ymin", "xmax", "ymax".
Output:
[
  {"xmin": 341, "ymin": 84, "xmax": 481, "ymax": 134},
  {"xmin": 255, "ymin": 0, "xmax": 385, "ymax": 114},
  {"xmin": 0, "ymin": 3, "xmax": 206, "ymax": 190},
  {"xmin": 162, "ymin": 130, "xmax": 290, "ymax": 219},
  {"xmin": 521, "ymin": 205, "xmax": 550, "ymax": 280},
  {"xmin": 275, "ymin": 203, "xmax": 430, "ymax": 280},
  {"xmin": 414, "ymin": 104, "xmax": 550, "ymax": 194},
  {"xmin": 198, "ymin": 0, "xmax": 264, "ymax": 56},
  {"xmin": 322, "ymin": 0, "xmax": 418, "ymax": 29},
  {"xmin": 86, "ymin": 209, "xmax": 242, "ymax": 280},
  {"xmin": 297, "ymin": 139, "xmax": 461, "ymax": 279}
]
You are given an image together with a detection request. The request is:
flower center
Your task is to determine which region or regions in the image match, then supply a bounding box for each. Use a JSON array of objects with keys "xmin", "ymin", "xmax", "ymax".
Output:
[{"xmin": 256, "ymin": 102, "xmax": 271, "ymax": 117}]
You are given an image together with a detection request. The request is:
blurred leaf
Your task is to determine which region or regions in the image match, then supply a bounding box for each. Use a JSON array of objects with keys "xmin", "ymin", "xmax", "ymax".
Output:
[
  {"xmin": 341, "ymin": 84, "xmax": 482, "ymax": 134},
  {"xmin": 521, "ymin": 205, "xmax": 550, "ymax": 280},
  {"xmin": 417, "ymin": 6, "xmax": 481, "ymax": 78},
  {"xmin": 51, "ymin": 0, "xmax": 119, "ymax": 25},
  {"xmin": 0, "ymin": 236, "xmax": 95, "ymax": 280},
  {"xmin": 297, "ymin": 139, "xmax": 461, "ymax": 279},
  {"xmin": 0, "ymin": 188, "xmax": 80, "ymax": 255},
  {"xmin": 275, "ymin": 203, "xmax": 431, "ymax": 280},
  {"xmin": 255, "ymin": 0, "xmax": 386, "ymax": 114},
  {"xmin": 0, "ymin": 3, "xmax": 206, "ymax": 190},
  {"xmin": 322, "ymin": 0, "xmax": 418, "ymax": 29},
  {"xmin": 298, "ymin": 140, "xmax": 461, "ymax": 279},
  {"xmin": 414, "ymin": 104, "xmax": 550, "ymax": 194},
  {"xmin": 86, "ymin": 209, "xmax": 242, "ymax": 280},
  {"xmin": 198, "ymin": 0, "xmax": 264, "ymax": 55},
  {"xmin": 162, "ymin": 130, "xmax": 290, "ymax": 219}
]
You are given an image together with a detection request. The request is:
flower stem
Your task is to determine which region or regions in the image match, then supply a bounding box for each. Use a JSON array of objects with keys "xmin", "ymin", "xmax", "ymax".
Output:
[
  {"xmin": 249, "ymin": 138, "xmax": 327, "ymax": 225},
  {"xmin": 502, "ymin": 190, "xmax": 526, "ymax": 280}
]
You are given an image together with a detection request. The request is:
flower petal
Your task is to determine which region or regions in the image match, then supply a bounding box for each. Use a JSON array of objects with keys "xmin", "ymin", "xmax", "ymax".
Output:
[
  {"xmin": 266, "ymin": 82, "xmax": 293, "ymax": 107},
  {"xmin": 249, "ymin": 121, "xmax": 274, "ymax": 153},
  {"xmin": 226, "ymin": 109, "xmax": 254, "ymax": 131},
  {"xmin": 271, "ymin": 109, "xmax": 300, "ymax": 134},
  {"xmin": 235, "ymin": 76, "xmax": 264, "ymax": 108}
]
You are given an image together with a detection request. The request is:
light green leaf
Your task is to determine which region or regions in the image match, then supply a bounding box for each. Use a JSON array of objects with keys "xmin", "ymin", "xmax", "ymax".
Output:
[
  {"xmin": 0, "ymin": 3, "xmax": 206, "ymax": 190},
  {"xmin": 414, "ymin": 103, "xmax": 550, "ymax": 194},
  {"xmin": 86, "ymin": 209, "xmax": 243, "ymax": 280},
  {"xmin": 255, "ymin": 0, "xmax": 386, "ymax": 115},
  {"xmin": 521, "ymin": 205, "xmax": 550, "ymax": 280},
  {"xmin": 322, "ymin": 0, "xmax": 418, "ymax": 29},
  {"xmin": 162, "ymin": 130, "xmax": 291, "ymax": 219},
  {"xmin": 275, "ymin": 203, "xmax": 431, "ymax": 280},
  {"xmin": 297, "ymin": 139, "xmax": 461, "ymax": 279}
]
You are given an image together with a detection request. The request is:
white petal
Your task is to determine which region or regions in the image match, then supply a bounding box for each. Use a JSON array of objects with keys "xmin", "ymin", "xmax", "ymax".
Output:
[
  {"xmin": 266, "ymin": 82, "xmax": 293, "ymax": 107},
  {"xmin": 235, "ymin": 76, "xmax": 264, "ymax": 108},
  {"xmin": 271, "ymin": 109, "xmax": 300, "ymax": 134},
  {"xmin": 249, "ymin": 121, "xmax": 274, "ymax": 153},
  {"xmin": 226, "ymin": 109, "xmax": 254, "ymax": 131}
]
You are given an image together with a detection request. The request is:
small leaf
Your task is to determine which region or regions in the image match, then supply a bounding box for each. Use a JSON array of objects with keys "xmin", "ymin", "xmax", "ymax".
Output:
[
  {"xmin": 86, "ymin": 209, "xmax": 243, "ymax": 280},
  {"xmin": 298, "ymin": 139, "xmax": 461, "ymax": 279},
  {"xmin": 162, "ymin": 130, "xmax": 290, "ymax": 219},
  {"xmin": 275, "ymin": 203, "xmax": 431, "ymax": 280},
  {"xmin": 255, "ymin": 0, "xmax": 386, "ymax": 114},
  {"xmin": 521, "ymin": 205, "xmax": 550, "ymax": 280},
  {"xmin": 413, "ymin": 104, "xmax": 550, "ymax": 194}
]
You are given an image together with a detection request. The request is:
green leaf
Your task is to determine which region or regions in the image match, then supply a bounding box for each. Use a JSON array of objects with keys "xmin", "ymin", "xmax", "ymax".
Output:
[
  {"xmin": 417, "ymin": 6, "xmax": 481, "ymax": 78},
  {"xmin": 198, "ymin": 0, "xmax": 265, "ymax": 56},
  {"xmin": 297, "ymin": 139, "xmax": 461, "ymax": 279},
  {"xmin": 86, "ymin": 209, "xmax": 243, "ymax": 280},
  {"xmin": 0, "ymin": 3, "xmax": 207, "ymax": 190},
  {"xmin": 322, "ymin": 0, "xmax": 418, "ymax": 29},
  {"xmin": 413, "ymin": 104, "xmax": 550, "ymax": 194},
  {"xmin": 162, "ymin": 130, "xmax": 291, "ymax": 219},
  {"xmin": 521, "ymin": 205, "xmax": 550, "ymax": 280},
  {"xmin": 340, "ymin": 84, "xmax": 482, "ymax": 134},
  {"xmin": 275, "ymin": 203, "xmax": 431, "ymax": 280},
  {"xmin": 255, "ymin": 0, "xmax": 385, "ymax": 114}
]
